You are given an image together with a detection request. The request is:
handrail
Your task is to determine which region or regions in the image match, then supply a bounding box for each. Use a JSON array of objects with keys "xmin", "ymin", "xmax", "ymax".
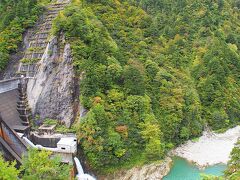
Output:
[
  {"xmin": 0, "ymin": 77, "xmax": 31, "ymax": 93},
  {"xmin": 0, "ymin": 77, "xmax": 21, "ymax": 84},
  {"xmin": 0, "ymin": 78, "xmax": 20, "ymax": 93}
]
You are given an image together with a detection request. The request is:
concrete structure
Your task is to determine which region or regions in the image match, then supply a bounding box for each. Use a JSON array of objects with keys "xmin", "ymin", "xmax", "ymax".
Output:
[
  {"xmin": 0, "ymin": 0, "xmax": 73, "ymax": 164},
  {"xmin": 38, "ymin": 124, "xmax": 57, "ymax": 135},
  {"xmin": 0, "ymin": 77, "xmax": 77, "ymax": 164},
  {"xmin": 57, "ymin": 137, "xmax": 77, "ymax": 154},
  {"xmin": 0, "ymin": 1, "xmax": 94, "ymax": 178},
  {"xmin": 23, "ymin": 135, "xmax": 77, "ymax": 164},
  {"xmin": 0, "ymin": 78, "xmax": 30, "ymax": 134}
]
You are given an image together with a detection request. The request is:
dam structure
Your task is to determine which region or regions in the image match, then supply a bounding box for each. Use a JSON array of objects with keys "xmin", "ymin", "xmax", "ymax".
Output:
[
  {"xmin": 0, "ymin": 1, "xmax": 96, "ymax": 179},
  {"xmin": 0, "ymin": 0, "xmax": 77, "ymax": 165},
  {"xmin": 0, "ymin": 78, "xmax": 30, "ymax": 163},
  {"xmin": 0, "ymin": 76, "xmax": 78, "ymax": 168}
]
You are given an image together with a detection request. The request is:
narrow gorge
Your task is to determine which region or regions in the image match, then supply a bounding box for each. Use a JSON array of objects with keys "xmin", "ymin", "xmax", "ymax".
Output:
[{"xmin": 0, "ymin": 0, "xmax": 240, "ymax": 179}]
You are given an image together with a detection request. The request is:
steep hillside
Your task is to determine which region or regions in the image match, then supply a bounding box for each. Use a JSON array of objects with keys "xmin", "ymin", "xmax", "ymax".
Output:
[
  {"xmin": 52, "ymin": 0, "xmax": 240, "ymax": 172},
  {"xmin": 0, "ymin": 0, "xmax": 239, "ymax": 175},
  {"xmin": 0, "ymin": 0, "xmax": 50, "ymax": 71}
]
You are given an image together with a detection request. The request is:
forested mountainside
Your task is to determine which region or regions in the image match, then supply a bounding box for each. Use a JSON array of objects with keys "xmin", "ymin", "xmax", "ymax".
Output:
[
  {"xmin": 0, "ymin": 0, "xmax": 240, "ymax": 175},
  {"xmin": 52, "ymin": 0, "xmax": 240, "ymax": 172},
  {"xmin": 0, "ymin": 0, "xmax": 50, "ymax": 70}
]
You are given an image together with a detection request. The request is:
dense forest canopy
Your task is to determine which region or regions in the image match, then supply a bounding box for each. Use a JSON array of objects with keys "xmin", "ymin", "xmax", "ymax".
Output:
[
  {"xmin": 52, "ymin": 0, "xmax": 240, "ymax": 172},
  {"xmin": 0, "ymin": 0, "xmax": 239, "ymax": 174}
]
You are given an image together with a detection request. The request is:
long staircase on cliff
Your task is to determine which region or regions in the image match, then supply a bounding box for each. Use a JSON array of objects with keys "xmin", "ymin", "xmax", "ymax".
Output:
[
  {"xmin": 18, "ymin": 1, "xmax": 70, "ymax": 77},
  {"xmin": 0, "ymin": 1, "xmax": 70, "ymax": 163}
]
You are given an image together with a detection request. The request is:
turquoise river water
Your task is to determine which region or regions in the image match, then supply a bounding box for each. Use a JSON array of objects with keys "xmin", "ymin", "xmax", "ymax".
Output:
[{"xmin": 163, "ymin": 157, "xmax": 227, "ymax": 180}]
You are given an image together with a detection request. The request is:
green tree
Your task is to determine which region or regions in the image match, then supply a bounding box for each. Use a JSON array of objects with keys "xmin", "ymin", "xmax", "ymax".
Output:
[
  {"xmin": 200, "ymin": 174, "xmax": 222, "ymax": 180},
  {"xmin": 21, "ymin": 148, "xmax": 71, "ymax": 180},
  {"xmin": 0, "ymin": 155, "xmax": 20, "ymax": 180},
  {"xmin": 139, "ymin": 114, "xmax": 164, "ymax": 159},
  {"xmin": 224, "ymin": 140, "xmax": 240, "ymax": 179},
  {"xmin": 123, "ymin": 63, "xmax": 145, "ymax": 95},
  {"xmin": 52, "ymin": 0, "xmax": 240, "ymax": 172}
]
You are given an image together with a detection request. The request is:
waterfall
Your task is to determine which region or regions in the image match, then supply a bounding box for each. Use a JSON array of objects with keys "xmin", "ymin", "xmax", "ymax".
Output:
[{"xmin": 74, "ymin": 157, "xmax": 96, "ymax": 180}]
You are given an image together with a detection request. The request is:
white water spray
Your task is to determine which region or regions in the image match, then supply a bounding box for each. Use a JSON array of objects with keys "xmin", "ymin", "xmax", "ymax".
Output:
[{"xmin": 74, "ymin": 157, "xmax": 96, "ymax": 180}]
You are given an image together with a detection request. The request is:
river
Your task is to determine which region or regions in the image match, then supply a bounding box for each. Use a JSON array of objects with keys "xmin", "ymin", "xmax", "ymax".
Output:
[{"xmin": 163, "ymin": 157, "xmax": 227, "ymax": 180}]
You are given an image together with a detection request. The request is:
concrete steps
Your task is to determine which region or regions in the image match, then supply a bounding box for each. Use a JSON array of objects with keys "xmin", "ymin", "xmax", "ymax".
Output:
[{"xmin": 18, "ymin": 1, "xmax": 70, "ymax": 77}]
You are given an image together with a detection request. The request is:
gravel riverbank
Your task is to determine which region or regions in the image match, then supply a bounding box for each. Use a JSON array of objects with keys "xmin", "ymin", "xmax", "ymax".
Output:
[{"xmin": 173, "ymin": 126, "xmax": 240, "ymax": 168}]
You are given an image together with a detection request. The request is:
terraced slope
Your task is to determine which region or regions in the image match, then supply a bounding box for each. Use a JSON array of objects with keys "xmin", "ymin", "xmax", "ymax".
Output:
[{"xmin": 18, "ymin": 1, "xmax": 70, "ymax": 77}]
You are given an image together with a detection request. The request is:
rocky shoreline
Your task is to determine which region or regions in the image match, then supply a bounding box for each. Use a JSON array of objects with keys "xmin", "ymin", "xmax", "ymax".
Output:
[
  {"xmin": 100, "ymin": 126, "xmax": 240, "ymax": 180},
  {"xmin": 172, "ymin": 126, "xmax": 240, "ymax": 169},
  {"xmin": 102, "ymin": 157, "xmax": 173, "ymax": 180}
]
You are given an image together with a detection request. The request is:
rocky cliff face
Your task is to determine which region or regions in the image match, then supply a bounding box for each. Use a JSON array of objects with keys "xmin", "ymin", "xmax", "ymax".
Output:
[
  {"xmin": 0, "ymin": 1, "xmax": 80, "ymax": 127},
  {"xmin": 27, "ymin": 37, "xmax": 77, "ymax": 127},
  {"xmin": 102, "ymin": 157, "xmax": 172, "ymax": 180}
]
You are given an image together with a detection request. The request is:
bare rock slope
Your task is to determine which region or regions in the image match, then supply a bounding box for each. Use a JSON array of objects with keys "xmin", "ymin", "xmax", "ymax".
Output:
[
  {"xmin": 25, "ymin": 1, "xmax": 79, "ymax": 127},
  {"xmin": 27, "ymin": 37, "xmax": 77, "ymax": 127}
]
